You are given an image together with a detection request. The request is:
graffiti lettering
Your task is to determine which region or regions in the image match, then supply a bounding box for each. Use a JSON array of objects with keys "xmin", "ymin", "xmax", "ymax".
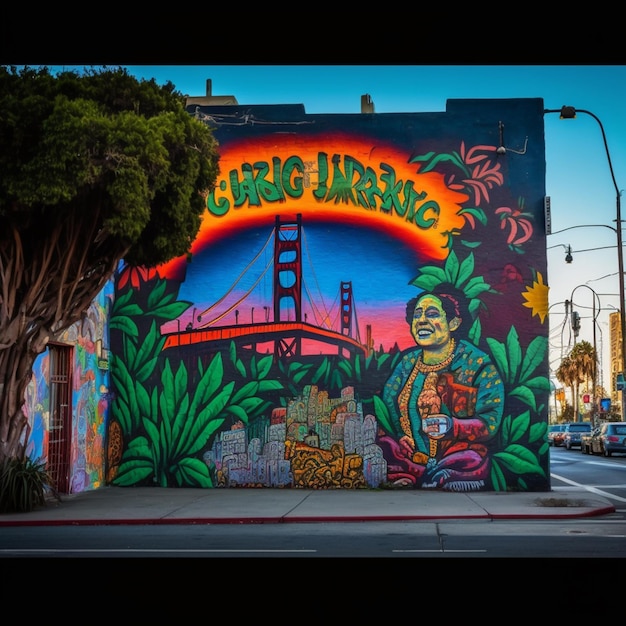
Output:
[{"xmin": 207, "ymin": 152, "xmax": 441, "ymax": 231}]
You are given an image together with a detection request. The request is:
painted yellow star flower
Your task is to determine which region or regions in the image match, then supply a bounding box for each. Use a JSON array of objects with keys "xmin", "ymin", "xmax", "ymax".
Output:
[{"xmin": 521, "ymin": 271, "xmax": 549, "ymax": 323}]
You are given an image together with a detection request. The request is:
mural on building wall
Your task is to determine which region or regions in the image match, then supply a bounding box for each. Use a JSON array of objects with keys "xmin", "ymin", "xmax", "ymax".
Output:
[
  {"xmin": 24, "ymin": 282, "xmax": 113, "ymax": 493},
  {"xmin": 108, "ymin": 99, "xmax": 551, "ymax": 491}
]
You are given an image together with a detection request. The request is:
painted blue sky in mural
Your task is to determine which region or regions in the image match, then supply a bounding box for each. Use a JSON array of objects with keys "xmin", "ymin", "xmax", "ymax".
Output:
[
  {"xmin": 35, "ymin": 65, "xmax": 626, "ymax": 373},
  {"xmin": 177, "ymin": 221, "xmax": 422, "ymax": 352}
]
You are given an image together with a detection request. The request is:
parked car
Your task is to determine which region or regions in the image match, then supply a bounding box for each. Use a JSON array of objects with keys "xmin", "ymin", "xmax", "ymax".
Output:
[
  {"xmin": 548, "ymin": 423, "xmax": 567, "ymax": 447},
  {"xmin": 580, "ymin": 429, "xmax": 594, "ymax": 454},
  {"xmin": 581, "ymin": 422, "xmax": 626, "ymax": 456},
  {"xmin": 562, "ymin": 422, "xmax": 592, "ymax": 449}
]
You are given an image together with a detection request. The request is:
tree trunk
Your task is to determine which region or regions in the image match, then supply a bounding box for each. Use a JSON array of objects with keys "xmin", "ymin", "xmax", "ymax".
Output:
[
  {"xmin": 0, "ymin": 212, "xmax": 126, "ymax": 465},
  {"xmin": 0, "ymin": 330, "xmax": 47, "ymax": 463}
]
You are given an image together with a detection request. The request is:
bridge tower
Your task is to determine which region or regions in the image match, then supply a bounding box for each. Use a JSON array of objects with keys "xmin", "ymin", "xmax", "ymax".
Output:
[
  {"xmin": 340, "ymin": 281, "xmax": 353, "ymax": 338},
  {"xmin": 340, "ymin": 281, "xmax": 355, "ymax": 358},
  {"xmin": 273, "ymin": 214, "xmax": 302, "ymax": 357}
]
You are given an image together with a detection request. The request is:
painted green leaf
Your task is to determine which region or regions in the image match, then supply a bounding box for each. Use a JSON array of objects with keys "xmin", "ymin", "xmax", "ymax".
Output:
[
  {"xmin": 337, "ymin": 360, "xmax": 353, "ymax": 377},
  {"xmin": 524, "ymin": 376, "xmax": 551, "ymax": 392},
  {"xmin": 147, "ymin": 279, "xmax": 167, "ymax": 309},
  {"xmin": 124, "ymin": 436, "xmax": 150, "ymax": 455},
  {"xmin": 223, "ymin": 404, "xmax": 249, "ymax": 422},
  {"xmin": 189, "ymin": 352, "xmax": 224, "ymax": 416},
  {"xmin": 312, "ymin": 359, "xmax": 330, "ymax": 385},
  {"xmin": 175, "ymin": 457, "xmax": 213, "ymax": 487},
  {"xmin": 410, "ymin": 274, "xmax": 440, "ymax": 291},
  {"xmin": 124, "ymin": 334, "xmax": 138, "ymax": 369},
  {"xmin": 414, "ymin": 265, "xmax": 448, "ymax": 280},
  {"xmin": 354, "ymin": 354, "xmax": 362, "ymax": 380},
  {"xmin": 331, "ymin": 369, "xmax": 343, "ymax": 389},
  {"xmin": 468, "ymin": 317, "xmax": 481, "ymax": 345},
  {"xmin": 458, "ymin": 207, "xmax": 488, "ymax": 225},
  {"xmin": 493, "ymin": 444, "xmax": 546, "ymax": 477},
  {"xmin": 256, "ymin": 380, "xmax": 283, "ymax": 393},
  {"xmin": 132, "ymin": 320, "xmax": 158, "ymax": 372},
  {"xmin": 234, "ymin": 358, "xmax": 246, "ymax": 377},
  {"xmin": 238, "ymin": 395, "xmax": 267, "ymax": 416},
  {"xmin": 509, "ymin": 385, "xmax": 537, "ymax": 411},
  {"xmin": 231, "ymin": 381, "xmax": 260, "ymax": 404},
  {"xmin": 159, "ymin": 359, "xmax": 189, "ymax": 425},
  {"xmin": 490, "ymin": 459, "xmax": 507, "ymax": 491},
  {"xmin": 158, "ymin": 420, "xmax": 171, "ymax": 471},
  {"xmin": 150, "ymin": 301, "xmax": 192, "ymax": 320},
  {"xmin": 287, "ymin": 360, "xmax": 304, "ymax": 376},
  {"xmin": 109, "ymin": 316, "xmax": 139, "ymax": 337},
  {"xmin": 255, "ymin": 354, "xmax": 273, "ymax": 379},
  {"xmin": 456, "ymin": 251, "xmax": 475, "ymax": 286},
  {"xmin": 135, "ymin": 356, "xmax": 160, "ymax": 383},
  {"xmin": 509, "ymin": 410, "xmax": 530, "ymax": 442},
  {"xmin": 444, "ymin": 250, "xmax": 460, "ymax": 283},
  {"xmin": 112, "ymin": 462, "xmax": 154, "ymax": 486},
  {"xmin": 409, "ymin": 151, "xmax": 467, "ymax": 174},
  {"xmin": 530, "ymin": 421, "xmax": 548, "ymax": 443},
  {"xmin": 505, "ymin": 326, "xmax": 522, "ymax": 382},
  {"xmin": 486, "ymin": 337, "xmax": 509, "ymax": 381},
  {"xmin": 373, "ymin": 395, "xmax": 394, "ymax": 435},
  {"xmin": 112, "ymin": 300, "xmax": 143, "ymax": 319},
  {"xmin": 112, "ymin": 395, "xmax": 132, "ymax": 435},
  {"xmin": 500, "ymin": 414, "xmax": 512, "ymax": 443},
  {"xmin": 149, "ymin": 388, "xmax": 162, "ymax": 469},
  {"xmin": 134, "ymin": 381, "xmax": 150, "ymax": 431},
  {"xmin": 292, "ymin": 367, "xmax": 312, "ymax": 384},
  {"xmin": 110, "ymin": 288, "xmax": 133, "ymax": 313},
  {"xmin": 463, "ymin": 276, "xmax": 492, "ymax": 298},
  {"xmin": 141, "ymin": 416, "xmax": 160, "ymax": 463},
  {"xmin": 180, "ymin": 383, "xmax": 234, "ymax": 455},
  {"xmin": 519, "ymin": 336, "xmax": 548, "ymax": 382},
  {"xmin": 186, "ymin": 417, "xmax": 227, "ymax": 456},
  {"xmin": 375, "ymin": 353, "xmax": 392, "ymax": 369},
  {"xmin": 156, "ymin": 388, "xmax": 173, "ymax": 450}
]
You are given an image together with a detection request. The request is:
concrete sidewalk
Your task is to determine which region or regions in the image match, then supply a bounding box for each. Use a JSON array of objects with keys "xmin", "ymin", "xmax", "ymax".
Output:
[{"xmin": 0, "ymin": 485, "xmax": 616, "ymax": 526}]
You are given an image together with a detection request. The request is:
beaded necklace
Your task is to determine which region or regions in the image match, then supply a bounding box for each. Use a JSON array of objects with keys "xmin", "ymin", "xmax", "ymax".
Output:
[{"xmin": 415, "ymin": 338, "xmax": 456, "ymax": 373}]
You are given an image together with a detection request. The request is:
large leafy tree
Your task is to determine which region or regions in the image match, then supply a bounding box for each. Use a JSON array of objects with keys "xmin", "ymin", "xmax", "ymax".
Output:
[{"xmin": 0, "ymin": 65, "xmax": 220, "ymax": 463}]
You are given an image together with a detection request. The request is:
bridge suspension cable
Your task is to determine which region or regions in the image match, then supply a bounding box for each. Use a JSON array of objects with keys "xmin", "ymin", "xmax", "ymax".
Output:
[
  {"xmin": 199, "ymin": 256, "xmax": 274, "ymax": 327},
  {"xmin": 301, "ymin": 227, "xmax": 336, "ymax": 330},
  {"xmin": 190, "ymin": 221, "xmax": 359, "ymax": 341},
  {"xmin": 195, "ymin": 229, "xmax": 274, "ymax": 325}
]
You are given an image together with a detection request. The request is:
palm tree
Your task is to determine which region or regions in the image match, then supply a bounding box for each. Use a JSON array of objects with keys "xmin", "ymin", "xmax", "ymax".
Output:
[
  {"xmin": 556, "ymin": 341, "xmax": 596, "ymax": 422},
  {"xmin": 556, "ymin": 355, "xmax": 578, "ymax": 420}
]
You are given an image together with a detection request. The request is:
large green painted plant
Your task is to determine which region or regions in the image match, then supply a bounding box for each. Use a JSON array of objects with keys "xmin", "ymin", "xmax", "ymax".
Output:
[{"xmin": 110, "ymin": 275, "xmax": 283, "ymax": 487}]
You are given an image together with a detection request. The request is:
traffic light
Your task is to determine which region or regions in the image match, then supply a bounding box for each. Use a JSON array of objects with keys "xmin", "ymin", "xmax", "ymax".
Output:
[{"xmin": 582, "ymin": 393, "xmax": 590, "ymax": 403}]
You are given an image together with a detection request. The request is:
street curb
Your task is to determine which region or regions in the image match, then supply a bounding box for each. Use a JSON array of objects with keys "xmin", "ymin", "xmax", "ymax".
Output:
[{"xmin": 0, "ymin": 505, "xmax": 615, "ymax": 527}]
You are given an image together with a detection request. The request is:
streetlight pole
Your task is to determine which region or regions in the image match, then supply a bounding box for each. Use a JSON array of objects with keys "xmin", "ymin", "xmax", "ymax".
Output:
[
  {"xmin": 570, "ymin": 285, "xmax": 601, "ymax": 424},
  {"xmin": 544, "ymin": 106, "xmax": 625, "ymax": 420}
]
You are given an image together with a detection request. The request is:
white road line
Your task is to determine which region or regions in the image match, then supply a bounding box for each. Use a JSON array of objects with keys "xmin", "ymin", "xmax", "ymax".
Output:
[
  {"xmin": 551, "ymin": 472, "xmax": 626, "ymax": 503},
  {"xmin": 393, "ymin": 549, "xmax": 487, "ymax": 553},
  {"xmin": 0, "ymin": 548, "xmax": 317, "ymax": 554}
]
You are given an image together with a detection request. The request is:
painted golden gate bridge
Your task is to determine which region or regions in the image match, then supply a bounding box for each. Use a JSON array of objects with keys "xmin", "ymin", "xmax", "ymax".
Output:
[{"xmin": 162, "ymin": 214, "xmax": 371, "ymax": 359}]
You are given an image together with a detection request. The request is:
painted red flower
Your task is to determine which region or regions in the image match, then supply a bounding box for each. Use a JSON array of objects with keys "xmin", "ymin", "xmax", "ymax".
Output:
[{"xmin": 116, "ymin": 265, "xmax": 160, "ymax": 290}]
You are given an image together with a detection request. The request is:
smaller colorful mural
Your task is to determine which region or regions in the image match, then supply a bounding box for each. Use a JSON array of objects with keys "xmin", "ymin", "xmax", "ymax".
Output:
[{"xmin": 23, "ymin": 281, "xmax": 114, "ymax": 494}]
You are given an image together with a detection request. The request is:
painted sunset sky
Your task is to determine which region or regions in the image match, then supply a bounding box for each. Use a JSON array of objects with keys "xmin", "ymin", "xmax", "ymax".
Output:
[{"xmin": 158, "ymin": 134, "xmax": 468, "ymax": 353}]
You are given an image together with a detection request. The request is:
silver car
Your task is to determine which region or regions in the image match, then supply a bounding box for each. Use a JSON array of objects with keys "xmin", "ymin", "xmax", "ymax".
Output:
[{"xmin": 582, "ymin": 422, "xmax": 626, "ymax": 457}]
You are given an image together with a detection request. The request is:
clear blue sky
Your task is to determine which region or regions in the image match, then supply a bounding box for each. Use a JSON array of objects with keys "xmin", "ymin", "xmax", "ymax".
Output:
[{"xmin": 39, "ymin": 65, "xmax": 626, "ymax": 379}]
